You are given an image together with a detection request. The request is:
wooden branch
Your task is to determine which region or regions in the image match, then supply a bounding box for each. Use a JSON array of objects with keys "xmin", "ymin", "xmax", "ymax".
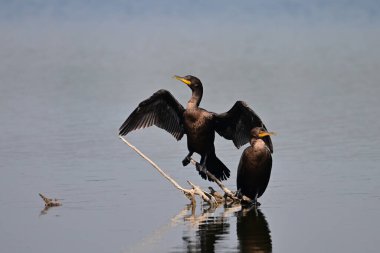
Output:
[
  {"xmin": 119, "ymin": 136, "xmax": 215, "ymax": 206},
  {"xmin": 187, "ymin": 181, "xmax": 217, "ymax": 206},
  {"xmin": 119, "ymin": 135, "xmax": 253, "ymax": 206},
  {"xmin": 189, "ymin": 159, "xmax": 239, "ymax": 202},
  {"xmin": 119, "ymin": 136, "xmax": 194, "ymax": 198}
]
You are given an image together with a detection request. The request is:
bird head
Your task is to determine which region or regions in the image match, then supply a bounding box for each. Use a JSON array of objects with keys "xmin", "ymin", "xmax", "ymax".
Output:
[{"xmin": 173, "ymin": 75, "xmax": 202, "ymax": 90}]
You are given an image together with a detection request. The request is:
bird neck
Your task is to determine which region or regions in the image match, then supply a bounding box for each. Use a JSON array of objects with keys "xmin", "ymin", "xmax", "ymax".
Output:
[
  {"xmin": 250, "ymin": 138, "xmax": 256, "ymax": 146},
  {"xmin": 187, "ymin": 86, "xmax": 203, "ymax": 109},
  {"xmin": 251, "ymin": 139, "xmax": 268, "ymax": 152},
  {"xmin": 250, "ymin": 138, "xmax": 262, "ymax": 147}
]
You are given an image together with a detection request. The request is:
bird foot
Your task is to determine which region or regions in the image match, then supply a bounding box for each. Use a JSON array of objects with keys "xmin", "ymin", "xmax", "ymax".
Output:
[
  {"xmin": 235, "ymin": 189, "xmax": 242, "ymax": 199},
  {"xmin": 244, "ymin": 200, "xmax": 261, "ymax": 208},
  {"xmin": 253, "ymin": 201, "xmax": 261, "ymax": 207},
  {"xmin": 182, "ymin": 156, "xmax": 191, "ymax": 166}
]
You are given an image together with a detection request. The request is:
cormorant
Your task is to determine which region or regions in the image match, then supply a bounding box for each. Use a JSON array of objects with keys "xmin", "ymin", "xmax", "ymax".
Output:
[
  {"xmin": 236, "ymin": 127, "xmax": 275, "ymax": 206},
  {"xmin": 119, "ymin": 75, "xmax": 272, "ymax": 181}
]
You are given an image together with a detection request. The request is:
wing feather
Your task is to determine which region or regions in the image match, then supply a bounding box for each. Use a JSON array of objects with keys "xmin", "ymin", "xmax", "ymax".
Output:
[
  {"xmin": 119, "ymin": 89, "xmax": 185, "ymax": 140},
  {"xmin": 214, "ymin": 101, "xmax": 273, "ymax": 152}
]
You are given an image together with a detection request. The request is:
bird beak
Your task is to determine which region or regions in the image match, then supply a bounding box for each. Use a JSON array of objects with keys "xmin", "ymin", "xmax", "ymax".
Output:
[
  {"xmin": 173, "ymin": 75, "xmax": 191, "ymax": 85},
  {"xmin": 259, "ymin": 131, "xmax": 276, "ymax": 138}
]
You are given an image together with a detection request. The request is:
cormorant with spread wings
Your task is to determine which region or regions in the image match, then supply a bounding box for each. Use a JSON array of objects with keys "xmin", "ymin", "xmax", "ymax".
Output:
[{"xmin": 119, "ymin": 75, "xmax": 272, "ymax": 181}]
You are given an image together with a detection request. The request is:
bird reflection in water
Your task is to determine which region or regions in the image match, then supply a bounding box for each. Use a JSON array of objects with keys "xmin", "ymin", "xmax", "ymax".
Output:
[
  {"xmin": 180, "ymin": 205, "xmax": 272, "ymax": 253},
  {"xmin": 236, "ymin": 207, "xmax": 272, "ymax": 253}
]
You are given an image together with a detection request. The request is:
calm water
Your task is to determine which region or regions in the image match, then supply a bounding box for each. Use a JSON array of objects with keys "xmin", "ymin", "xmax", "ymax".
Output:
[{"xmin": 1, "ymin": 1, "xmax": 380, "ymax": 252}]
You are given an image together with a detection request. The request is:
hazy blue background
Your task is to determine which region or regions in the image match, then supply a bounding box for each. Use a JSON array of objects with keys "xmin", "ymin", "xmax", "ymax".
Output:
[{"xmin": 1, "ymin": 1, "xmax": 380, "ymax": 252}]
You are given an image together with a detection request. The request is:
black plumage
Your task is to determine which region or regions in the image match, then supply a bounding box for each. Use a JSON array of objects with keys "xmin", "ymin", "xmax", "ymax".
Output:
[
  {"xmin": 214, "ymin": 101, "xmax": 273, "ymax": 153},
  {"xmin": 119, "ymin": 89, "xmax": 185, "ymax": 140},
  {"xmin": 119, "ymin": 75, "xmax": 272, "ymax": 181},
  {"xmin": 237, "ymin": 127, "xmax": 274, "ymax": 206}
]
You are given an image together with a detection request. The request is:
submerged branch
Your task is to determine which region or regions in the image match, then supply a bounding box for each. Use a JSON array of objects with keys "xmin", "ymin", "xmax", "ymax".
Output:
[{"xmin": 39, "ymin": 193, "xmax": 62, "ymax": 207}]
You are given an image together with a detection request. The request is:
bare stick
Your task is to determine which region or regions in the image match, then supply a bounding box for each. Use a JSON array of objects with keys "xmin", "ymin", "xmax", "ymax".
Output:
[
  {"xmin": 119, "ymin": 136, "xmax": 216, "ymax": 206},
  {"xmin": 119, "ymin": 135, "xmax": 248, "ymax": 206},
  {"xmin": 189, "ymin": 159, "xmax": 239, "ymax": 202},
  {"xmin": 187, "ymin": 181, "xmax": 217, "ymax": 206},
  {"xmin": 119, "ymin": 136, "xmax": 190, "ymax": 193}
]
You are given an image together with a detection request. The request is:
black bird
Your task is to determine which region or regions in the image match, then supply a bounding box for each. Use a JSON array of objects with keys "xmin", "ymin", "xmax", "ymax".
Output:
[
  {"xmin": 119, "ymin": 75, "xmax": 272, "ymax": 181},
  {"xmin": 236, "ymin": 127, "xmax": 275, "ymax": 206}
]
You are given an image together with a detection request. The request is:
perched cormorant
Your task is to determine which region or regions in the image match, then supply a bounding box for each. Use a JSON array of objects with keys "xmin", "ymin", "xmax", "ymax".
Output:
[
  {"xmin": 237, "ymin": 127, "xmax": 275, "ymax": 206},
  {"xmin": 119, "ymin": 75, "xmax": 272, "ymax": 181}
]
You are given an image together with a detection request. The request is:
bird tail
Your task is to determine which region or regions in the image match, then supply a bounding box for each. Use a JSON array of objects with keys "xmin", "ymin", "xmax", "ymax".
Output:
[{"xmin": 199, "ymin": 153, "xmax": 230, "ymax": 181}]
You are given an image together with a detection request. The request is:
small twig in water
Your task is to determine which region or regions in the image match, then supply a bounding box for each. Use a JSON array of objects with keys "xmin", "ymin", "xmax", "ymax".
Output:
[{"xmin": 39, "ymin": 193, "xmax": 62, "ymax": 207}]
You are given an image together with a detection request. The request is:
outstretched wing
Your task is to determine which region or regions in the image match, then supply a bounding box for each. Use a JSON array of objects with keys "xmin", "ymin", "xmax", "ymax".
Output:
[
  {"xmin": 214, "ymin": 101, "xmax": 273, "ymax": 152},
  {"xmin": 119, "ymin": 89, "xmax": 185, "ymax": 140}
]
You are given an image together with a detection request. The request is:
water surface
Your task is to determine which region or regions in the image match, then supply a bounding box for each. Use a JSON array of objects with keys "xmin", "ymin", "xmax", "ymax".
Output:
[{"xmin": 1, "ymin": 1, "xmax": 380, "ymax": 252}]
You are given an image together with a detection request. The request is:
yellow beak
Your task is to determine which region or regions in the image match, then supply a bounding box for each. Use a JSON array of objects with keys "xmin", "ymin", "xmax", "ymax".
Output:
[
  {"xmin": 173, "ymin": 75, "xmax": 191, "ymax": 85},
  {"xmin": 258, "ymin": 131, "xmax": 276, "ymax": 138}
]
